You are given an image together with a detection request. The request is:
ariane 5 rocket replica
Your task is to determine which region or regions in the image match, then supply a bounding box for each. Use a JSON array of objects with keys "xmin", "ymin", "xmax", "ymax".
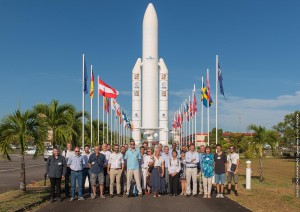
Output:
[{"xmin": 132, "ymin": 3, "xmax": 169, "ymax": 145}]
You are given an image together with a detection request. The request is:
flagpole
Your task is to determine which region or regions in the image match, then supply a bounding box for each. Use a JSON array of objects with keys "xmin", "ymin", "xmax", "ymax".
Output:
[
  {"xmin": 97, "ymin": 76, "xmax": 100, "ymax": 145},
  {"xmin": 194, "ymin": 84, "xmax": 197, "ymax": 148},
  {"xmin": 192, "ymin": 97, "xmax": 194, "ymax": 144},
  {"xmin": 82, "ymin": 54, "xmax": 85, "ymax": 150},
  {"xmin": 185, "ymin": 100, "xmax": 188, "ymax": 146},
  {"xmin": 181, "ymin": 104, "xmax": 183, "ymax": 148},
  {"xmin": 188, "ymin": 96, "xmax": 191, "ymax": 145},
  {"xmin": 201, "ymin": 77, "xmax": 204, "ymax": 136},
  {"xmin": 216, "ymin": 55, "xmax": 219, "ymax": 146},
  {"xmin": 90, "ymin": 65, "xmax": 93, "ymax": 148},
  {"xmin": 106, "ymin": 105, "xmax": 109, "ymax": 144},
  {"xmin": 207, "ymin": 69, "xmax": 210, "ymax": 146},
  {"xmin": 103, "ymin": 96, "xmax": 105, "ymax": 144},
  {"xmin": 114, "ymin": 113, "xmax": 116, "ymax": 144},
  {"xmin": 110, "ymin": 102, "xmax": 113, "ymax": 146}
]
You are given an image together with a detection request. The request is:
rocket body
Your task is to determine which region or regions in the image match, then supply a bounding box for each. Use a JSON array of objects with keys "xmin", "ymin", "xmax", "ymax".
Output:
[{"xmin": 132, "ymin": 3, "xmax": 168, "ymax": 145}]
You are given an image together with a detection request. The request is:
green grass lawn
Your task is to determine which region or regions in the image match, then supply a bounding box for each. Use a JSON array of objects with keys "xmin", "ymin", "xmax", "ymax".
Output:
[{"xmin": 227, "ymin": 158, "xmax": 300, "ymax": 212}]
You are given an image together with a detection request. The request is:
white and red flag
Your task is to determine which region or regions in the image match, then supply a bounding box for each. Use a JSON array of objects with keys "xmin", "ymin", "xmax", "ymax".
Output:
[{"xmin": 98, "ymin": 78, "xmax": 119, "ymax": 98}]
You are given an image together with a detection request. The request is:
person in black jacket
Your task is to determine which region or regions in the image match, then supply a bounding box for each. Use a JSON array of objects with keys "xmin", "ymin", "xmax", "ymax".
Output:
[{"xmin": 46, "ymin": 147, "xmax": 67, "ymax": 202}]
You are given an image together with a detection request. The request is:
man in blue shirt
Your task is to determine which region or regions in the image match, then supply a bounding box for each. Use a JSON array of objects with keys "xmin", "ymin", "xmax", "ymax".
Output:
[
  {"xmin": 88, "ymin": 145, "xmax": 106, "ymax": 199},
  {"xmin": 67, "ymin": 147, "xmax": 85, "ymax": 201},
  {"xmin": 124, "ymin": 140, "xmax": 143, "ymax": 197}
]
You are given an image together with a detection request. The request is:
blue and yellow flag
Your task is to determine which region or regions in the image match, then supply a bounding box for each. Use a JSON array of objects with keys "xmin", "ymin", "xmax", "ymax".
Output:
[{"xmin": 201, "ymin": 83, "xmax": 213, "ymax": 107}]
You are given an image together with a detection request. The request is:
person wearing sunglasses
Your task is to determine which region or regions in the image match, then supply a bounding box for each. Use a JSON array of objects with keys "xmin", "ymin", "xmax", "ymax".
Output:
[
  {"xmin": 124, "ymin": 140, "xmax": 143, "ymax": 197},
  {"xmin": 67, "ymin": 147, "xmax": 85, "ymax": 201},
  {"xmin": 227, "ymin": 145, "xmax": 239, "ymax": 196}
]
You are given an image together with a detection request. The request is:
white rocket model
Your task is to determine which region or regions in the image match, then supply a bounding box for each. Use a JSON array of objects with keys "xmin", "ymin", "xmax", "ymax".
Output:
[{"xmin": 132, "ymin": 3, "xmax": 169, "ymax": 145}]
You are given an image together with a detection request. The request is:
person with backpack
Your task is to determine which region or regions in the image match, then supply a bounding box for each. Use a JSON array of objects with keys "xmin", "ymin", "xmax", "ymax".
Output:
[
  {"xmin": 201, "ymin": 146, "xmax": 214, "ymax": 198},
  {"xmin": 227, "ymin": 145, "xmax": 240, "ymax": 196},
  {"xmin": 168, "ymin": 150, "xmax": 181, "ymax": 196},
  {"xmin": 124, "ymin": 140, "xmax": 143, "ymax": 197},
  {"xmin": 46, "ymin": 147, "xmax": 67, "ymax": 202}
]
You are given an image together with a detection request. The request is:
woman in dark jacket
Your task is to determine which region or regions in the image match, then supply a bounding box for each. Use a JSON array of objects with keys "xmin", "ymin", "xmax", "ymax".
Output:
[{"xmin": 46, "ymin": 147, "xmax": 67, "ymax": 202}]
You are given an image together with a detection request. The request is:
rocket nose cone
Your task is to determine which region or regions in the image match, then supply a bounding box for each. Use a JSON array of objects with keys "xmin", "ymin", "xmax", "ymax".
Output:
[{"xmin": 143, "ymin": 3, "xmax": 158, "ymax": 24}]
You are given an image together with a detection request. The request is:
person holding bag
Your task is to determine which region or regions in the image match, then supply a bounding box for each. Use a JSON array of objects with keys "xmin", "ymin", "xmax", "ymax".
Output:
[{"xmin": 227, "ymin": 145, "xmax": 240, "ymax": 196}]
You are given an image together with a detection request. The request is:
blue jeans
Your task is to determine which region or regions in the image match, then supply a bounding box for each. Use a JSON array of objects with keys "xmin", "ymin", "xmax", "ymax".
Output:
[
  {"xmin": 215, "ymin": 173, "xmax": 226, "ymax": 185},
  {"xmin": 82, "ymin": 168, "xmax": 91, "ymax": 195},
  {"xmin": 71, "ymin": 170, "xmax": 83, "ymax": 198}
]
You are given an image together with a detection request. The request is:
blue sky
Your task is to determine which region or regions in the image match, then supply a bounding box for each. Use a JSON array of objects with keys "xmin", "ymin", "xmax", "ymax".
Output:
[{"xmin": 0, "ymin": 0, "xmax": 299, "ymax": 132}]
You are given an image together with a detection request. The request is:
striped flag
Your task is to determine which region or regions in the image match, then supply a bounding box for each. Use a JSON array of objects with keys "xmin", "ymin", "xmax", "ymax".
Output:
[{"xmin": 90, "ymin": 70, "xmax": 94, "ymax": 99}]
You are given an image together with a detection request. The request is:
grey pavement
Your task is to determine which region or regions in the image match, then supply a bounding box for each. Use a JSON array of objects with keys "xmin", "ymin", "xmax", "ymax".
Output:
[
  {"xmin": 38, "ymin": 194, "xmax": 251, "ymax": 212},
  {"xmin": 0, "ymin": 154, "xmax": 46, "ymax": 193}
]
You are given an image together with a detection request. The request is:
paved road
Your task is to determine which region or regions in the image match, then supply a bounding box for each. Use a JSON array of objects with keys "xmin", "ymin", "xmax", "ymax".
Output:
[
  {"xmin": 0, "ymin": 154, "xmax": 46, "ymax": 193},
  {"xmin": 38, "ymin": 194, "xmax": 250, "ymax": 212}
]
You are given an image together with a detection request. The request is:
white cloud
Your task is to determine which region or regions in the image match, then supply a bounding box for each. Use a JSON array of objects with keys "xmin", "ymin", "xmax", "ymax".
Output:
[
  {"xmin": 119, "ymin": 91, "xmax": 131, "ymax": 96},
  {"xmin": 169, "ymin": 89, "xmax": 300, "ymax": 132}
]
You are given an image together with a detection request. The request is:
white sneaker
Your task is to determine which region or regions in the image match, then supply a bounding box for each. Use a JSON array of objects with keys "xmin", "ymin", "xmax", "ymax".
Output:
[
  {"xmin": 216, "ymin": 194, "xmax": 220, "ymax": 198},
  {"xmin": 220, "ymin": 194, "xmax": 224, "ymax": 198}
]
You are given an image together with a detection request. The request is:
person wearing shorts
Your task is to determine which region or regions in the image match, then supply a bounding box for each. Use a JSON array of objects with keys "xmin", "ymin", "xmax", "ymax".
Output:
[
  {"xmin": 88, "ymin": 145, "xmax": 105, "ymax": 199},
  {"xmin": 227, "ymin": 145, "xmax": 240, "ymax": 196},
  {"xmin": 214, "ymin": 144, "xmax": 227, "ymax": 198}
]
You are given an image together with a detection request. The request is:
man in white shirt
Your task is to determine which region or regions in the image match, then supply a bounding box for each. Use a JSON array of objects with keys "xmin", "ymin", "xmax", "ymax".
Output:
[
  {"xmin": 227, "ymin": 145, "xmax": 240, "ymax": 196},
  {"xmin": 185, "ymin": 143, "xmax": 199, "ymax": 197},
  {"xmin": 161, "ymin": 146, "xmax": 170, "ymax": 194},
  {"xmin": 108, "ymin": 144, "xmax": 124, "ymax": 197},
  {"xmin": 100, "ymin": 143, "xmax": 111, "ymax": 194},
  {"xmin": 61, "ymin": 142, "xmax": 74, "ymax": 198}
]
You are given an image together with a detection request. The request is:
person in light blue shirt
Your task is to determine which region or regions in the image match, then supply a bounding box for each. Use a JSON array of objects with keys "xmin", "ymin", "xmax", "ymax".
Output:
[
  {"xmin": 67, "ymin": 147, "xmax": 85, "ymax": 201},
  {"xmin": 124, "ymin": 140, "xmax": 143, "ymax": 197},
  {"xmin": 185, "ymin": 143, "xmax": 199, "ymax": 197}
]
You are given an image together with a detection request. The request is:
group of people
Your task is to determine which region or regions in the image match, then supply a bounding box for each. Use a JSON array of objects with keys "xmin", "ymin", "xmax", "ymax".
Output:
[{"xmin": 46, "ymin": 140, "xmax": 240, "ymax": 202}]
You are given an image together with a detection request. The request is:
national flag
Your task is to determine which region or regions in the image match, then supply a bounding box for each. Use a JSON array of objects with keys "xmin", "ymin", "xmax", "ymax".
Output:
[
  {"xmin": 189, "ymin": 100, "xmax": 193, "ymax": 118},
  {"xmin": 206, "ymin": 74, "xmax": 211, "ymax": 101},
  {"xmin": 218, "ymin": 63, "xmax": 226, "ymax": 99},
  {"xmin": 98, "ymin": 78, "xmax": 119, "ymax": 98},
  {"xmin": 201, "ymin": 83, "xmax": 213, "ymax": 107},
  {"xmin": 90, "ymin": 70, "xmax": 94, "ymax": 99},
  {"xmin": 83, "ymin": 59, "xmax": 88, "ymax": 94},
  {"xmin": 193, "ymin": 91, "xmax": 197, "ymax": 114},
  {"xmin": 104, "ymin": 97, "xmax": 110, "ymax": 113},
  {"xmin": 186, "ymin": 101, "xmax": 190, "ymax": 121},
  {"xmin": 112, "ymin": 99, "xmax": 120, "ymax": 118},
  {"xmin": 172, "ymin": 115, "xmax": 177, "ymax": 129}
]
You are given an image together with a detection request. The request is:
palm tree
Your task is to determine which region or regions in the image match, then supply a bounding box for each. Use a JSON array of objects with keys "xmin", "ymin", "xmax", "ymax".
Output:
[
  {"xmin": 0, "ymin": 110, "xmax": 46, "ymax": 191},
  {"xmin": 247, "ymin": 124, "xmax": 278, "ymax": 182},
  {"xmin": 34, "ymin": 100, "xmax": 75, "ymax": 147},
  {"xmin": 228, "ymin": 133, "xmax": 244, "ymax": 154}
]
